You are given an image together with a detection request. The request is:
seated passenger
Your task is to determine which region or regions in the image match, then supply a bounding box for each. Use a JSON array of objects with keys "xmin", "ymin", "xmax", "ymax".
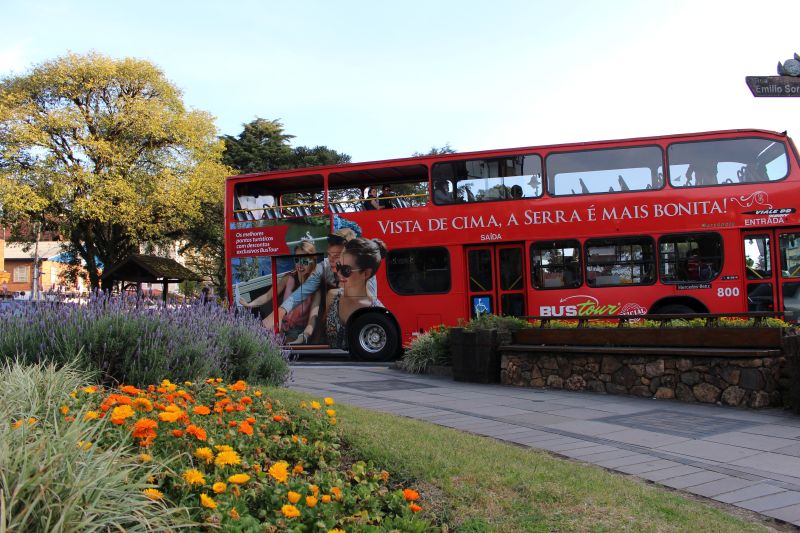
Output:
[
  {"xmin": 686, "ymin": 160, "xmax": 718, "ymax": 186},
  {"xmin": 433, "ymin": 180, "xmax": 453, "ymax": 204},
  {"xmin": 509, "ymin": 184, "xmax": 524, "ymax": 199},
  {"xmin": 379, "ymin": 184, "xmax": 395, "ymax": 209},
  {"xmin": 363, "ymin": 187, "xmax": 381, "ymax": 210}
]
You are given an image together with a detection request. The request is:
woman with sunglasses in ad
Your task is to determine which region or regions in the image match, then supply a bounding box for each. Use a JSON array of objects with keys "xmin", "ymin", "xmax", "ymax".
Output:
[
  {"xmin": 239, "ymin": 240, "xmax": 320, "ymax": 333},
  {"xmin": 325, "ymin": 237, "xmax": 387, "ymax": 350}
]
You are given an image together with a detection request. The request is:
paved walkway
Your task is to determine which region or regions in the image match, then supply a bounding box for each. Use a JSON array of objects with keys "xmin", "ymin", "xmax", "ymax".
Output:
[{"xmin": 288, "ymin": 363, "xmax": 800, "ymax": 528}]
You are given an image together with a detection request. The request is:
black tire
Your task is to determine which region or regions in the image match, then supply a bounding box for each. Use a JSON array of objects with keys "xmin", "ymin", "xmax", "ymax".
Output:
[
  {"xmin": 347, "ymin": 312, "xmax": 400, "ymax": 362},
  {"xmin": 652, "ymin": 304, "xmax": 695, "ymax": 315}
]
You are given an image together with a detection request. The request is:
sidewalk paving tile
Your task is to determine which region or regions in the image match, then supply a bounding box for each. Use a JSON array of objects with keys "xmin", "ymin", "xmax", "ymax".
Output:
[
  {"xmin": 763, "ymin": 504, "xmax": 800, "ymax": 524},
  {"xmin": 501, "ymin": 412, "xmax": 574, "ymax": 427},
  {"xmin": 615, "ymin": 459, "xmax": 679, "ymax": 475},
  {"xmin": 701, "ymin": 431, "xmax": 799, "ymax": 452},
  {"xmin": 562, "ymin": 445, "xmax": 625, "ymax": 458},
  {"xmin": 545, "ymin": 420, "xmax": 629, "ymax": 437},
  {"xmin": 743, "ymin": 424, "xmax": 800, "ymax": 439},
  {"xmin": 734, "ymin": 490, "xmax": 800, "ymax": 512},
  {"xmin": 659, "ymin": 470, "xmax": 728, "ymax": 489},
  {"xmin": 601, "ymin": 428, "xmax": 689, "ymax": 448},
  {"xmin": 730, "ymin": 452, "xmax": 800, "ymax": 478},
  {"xmin": 656, "ymin": 440, "xmax": 762, "ymax": 463},
  {"xmin": 683, "ymin": 476, "xmax": 756, "ymax": 498},
  {"xmin": 574, "ymin": 449, "xmax": 639, "ymax": 463},
  {"xmin": 772, "ymin": 444, "xmax": 800, "ymax": 458},
  {"xmin": 541, "ymin": 407, "xmax": 621, "ymax": 420},
  {"xmin": 713, "ymin": 483, "xmax": 786, "ymax": 504},
  {"xmin": 594, "ymin": 453, "xmax": 658, "ymax": 469},
  {"xmin": 640, "ymin": 465, "xmax": 703, "ymax": 482}
]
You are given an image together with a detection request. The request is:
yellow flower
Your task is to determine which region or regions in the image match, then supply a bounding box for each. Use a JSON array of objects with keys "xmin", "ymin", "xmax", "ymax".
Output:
[
  {"xmin": 324, "ymin": 397, "xmax": 335, "ymax": 406},
  {"xmin": 326, "ymin": 409, "xmax": 336, "ymax": 418},
  {"xmin": 215, "ymin": 450, "xmax": 241, "ymax": 467},
  {"xmin": 183, "ymin": 468, "xmax": 206, "ymax": 486},
  {"xmin": 84, "ymin": 411, "xmax": 100, "ymax": 421},
  {"xmin": 131, "ymin": 397, "xmax": 153, "ymax": 412},
  {"xmin": 310, "ymin": 401, "xmax": 321, "ymax": 410},
  {"xmin": 195, "ymin": 447, "xmax": 214, "ymax": 464},
  {"xmin": 300, "ymin": 401, "xmax": 307, "ymax": 409},
  {"xmin": 76, "ymin": 440, "xmax": 92, "ymax": 450},
  {"xmin": 82, "ymin": 386, "xmax": 98, "ymax": 394},
  {"xmin": 184, "ymin": 381, "xmax": 193, "ymax": 386},
  {"xmin": 60, "ymin": 405, "xmax": 69, "ymax": 415},
  {"xmin": 212, "ymin": 482, "xmax": 227, "ymax": 494},
  {"xmin": 328, "ymin": 529, "xmax": 346, "ymax": 533},
  {"xmin": 228, "ymin": 473, "xmax": 250, "ymax": 485},
  {"xmin": 158, "ymin": 407, "xmax": 183, "ymax": 423},
  {"xmin": 143, "ymin": 488, "xmax": 164, "ymax": 500},
  {"xmin": 200, "ymin": 493, "xmax": 217, "ymax": 509},
  {"xmin": 69, "ymin": 391, "xmax": 77, "ymax": 399},
  {"xmin": 309, "ymin": 484, "xmax": 319, "ymax": 495},
  {"xmin": 268, "ymin": 461, "xmax": 289, "ymax": 483},
  {"xmin": 281, "ymin": 504, "xmax": 300, "ymax": 518},
  {"xmin": 254, "ymin": 390, "xmax": 262, "ymax": 397},
  {"xmin": 330, "ymin": 418, "xmax": 337, "ymax": 426},
  {"xmin": 214, "ymin": 444, "xmax": 233, "ymax": 452},
  {"xmin": 138, "ymin": 453, "xmax": 153, "ymax": 462},
  {"xmin": 110, "ymin": 405, "xmax": 135, "ymax": 424},
  {"xmin": 306, "ymin": 495, "xmax": 318, "ymax": 507},
  {"xmin": 287, "ymin": 491, "xmax": 301, "ymax": 504}
]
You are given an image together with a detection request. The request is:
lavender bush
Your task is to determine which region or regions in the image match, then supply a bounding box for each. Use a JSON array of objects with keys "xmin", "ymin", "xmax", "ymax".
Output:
[{"xmin": 0, "ymin": 295, "xmax": 289, "ymax": 387}]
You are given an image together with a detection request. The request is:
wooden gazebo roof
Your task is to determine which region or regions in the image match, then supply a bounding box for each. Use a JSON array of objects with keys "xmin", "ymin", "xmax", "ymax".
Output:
[{"xmin": 101, "ymin": 254, "xmax": 202, "ymax": 284}]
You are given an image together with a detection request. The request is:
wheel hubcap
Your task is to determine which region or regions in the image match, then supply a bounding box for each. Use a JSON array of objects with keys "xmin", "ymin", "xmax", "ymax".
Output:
[{"xmin": 359, "ymin": 324, "xmax": 387, "ymax": 353}]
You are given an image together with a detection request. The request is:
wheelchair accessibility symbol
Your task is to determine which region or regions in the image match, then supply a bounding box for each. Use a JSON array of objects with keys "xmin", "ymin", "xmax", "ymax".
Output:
[{"xmin": 472, "ymin": 296, "xmax": 491, "ymax": 317}]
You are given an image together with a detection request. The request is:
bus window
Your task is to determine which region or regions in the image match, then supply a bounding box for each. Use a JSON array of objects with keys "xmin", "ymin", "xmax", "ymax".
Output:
[
  {"xmin": 531, "ymin": 240, "xmax": 582, "ymax": 289},
  {"xmin": 668, "ymin": 138, "xmax": 789, "ymax": 188},
  {"xmin": 547, "ymin": 146, "xmax": 663, "ymax": 196},
  {"xmin": 329, "ymin": 165, "xmax": 429, "ymax": 210},
  {"xmin": 387, "ymin": 247, "xmax": 451, "ymax": 295},
  {"xmin": 431, "ymin": 154, "xmax": 542, "ymax": 205},
  {"xmin": 781, "ymin": 232, "xmax": 800, "ymax": 321},
  {"xmin": 233, "ymin": 182, "xmax": 278, "ymax": 221},
  {"xmin": 281, "ymin": 190, "xmax": 324, "ymax": 217},
  {"xmin": 585, "ymin": 237, "xmax": 656, "ymax": 287},
  {"xmin": 659, "ymin": 233, "xmax": 723, "ymax": 283}
]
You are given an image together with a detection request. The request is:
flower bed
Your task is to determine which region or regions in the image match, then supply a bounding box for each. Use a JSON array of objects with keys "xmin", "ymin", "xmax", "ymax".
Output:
[{"xmin": 62, "ymin": 377, "xmax": 432, "ymax": 531}]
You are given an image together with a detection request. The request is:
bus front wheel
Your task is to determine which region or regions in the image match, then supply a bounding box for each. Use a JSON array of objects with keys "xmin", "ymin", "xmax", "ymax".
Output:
[{"xmin": 348, "ymin": 312, "xmax": 400, "ymax": 362}]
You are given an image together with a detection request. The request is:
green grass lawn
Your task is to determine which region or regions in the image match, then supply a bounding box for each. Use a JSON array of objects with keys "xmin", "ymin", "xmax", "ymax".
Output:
[{"xmin": 270, "ymin": 387, "xmax": 781, "ymax": 533}]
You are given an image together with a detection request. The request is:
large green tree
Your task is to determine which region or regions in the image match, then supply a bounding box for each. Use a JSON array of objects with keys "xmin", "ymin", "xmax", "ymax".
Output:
[{"xmin": 0, "ymin": 52, "xmax": 229, "ymax": 289}]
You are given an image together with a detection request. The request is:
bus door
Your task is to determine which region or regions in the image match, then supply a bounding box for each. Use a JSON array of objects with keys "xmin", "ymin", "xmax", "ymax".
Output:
[
  {"xmin": 742, "ymin": 228, "xmax": 800, "ymax": 320},
  {"xmin": 465, "ymin": 244, "xmax": 526, "ymax": 318}
]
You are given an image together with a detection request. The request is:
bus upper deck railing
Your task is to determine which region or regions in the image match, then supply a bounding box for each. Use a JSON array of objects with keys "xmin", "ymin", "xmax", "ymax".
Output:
[{"xmin": 519, "ymin": 312, "xmax": 788, "ymax": 329}]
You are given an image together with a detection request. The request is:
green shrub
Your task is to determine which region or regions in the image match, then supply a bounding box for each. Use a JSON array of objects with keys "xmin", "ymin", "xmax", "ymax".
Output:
[
  {"xmin": 0, "ymin": 361, "xmax": 193, "ymax": 532},
  {"xmin": 399, "ymin": 325, "xmax": 451, "ymax": 374},
  {"xmin": 0, "ymin": 296, "xmax": 289, "ymax": 387}
]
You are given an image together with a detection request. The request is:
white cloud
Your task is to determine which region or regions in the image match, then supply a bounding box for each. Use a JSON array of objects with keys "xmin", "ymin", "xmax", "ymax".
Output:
[{"xmin": 0, "ymin": 45, "xmax": 30, "ymax": 76}]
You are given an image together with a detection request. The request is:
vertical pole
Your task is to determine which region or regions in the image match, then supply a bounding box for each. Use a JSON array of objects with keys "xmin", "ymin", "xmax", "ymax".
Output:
[{"xmin": 30, "ymin": 221, "xmax": 41, "ymax": 301}]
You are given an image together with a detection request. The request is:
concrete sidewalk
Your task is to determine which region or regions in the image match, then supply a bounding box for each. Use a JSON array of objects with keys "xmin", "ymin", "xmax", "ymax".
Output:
[{"xmin": 288, "ymin": 363, "xmax": 800, "ymax": 528}]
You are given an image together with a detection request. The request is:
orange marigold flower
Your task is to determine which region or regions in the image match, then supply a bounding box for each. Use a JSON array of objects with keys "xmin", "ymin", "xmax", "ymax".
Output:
[
  {"xmin": 293, "ymin": 464, "xmax": 304, "ymax": 475},
  {"xmin": 254, "ymin": 390, "xmax": 262, "ymax": 397},
  {"xmin": 246, "ymin": 417, "xmax": 256, "ymax": 424},
  {"xmin": 64, "ymin": 415, "xmax": 76, "ymax": 422},
  {"xmin": 321, "ymin": 495, "xmax": 331, "ymax": 503},
  {"xmin": 403, "ymin": 488, "xmax": 420, "ymax": 501},
  {"xmin": 309, "ymin": 484, "xmax": 319, "ymax": 495},
  {"xmin": 143, "ymin": 488, "xmax": 164, "ymax": 500},
  {"xmin": 306, "ymin": 495, "xmax": 318, "ymax": 507},
  {"xmin": 310, "ymin": 401, "xmax": 321, "ymax": 410},
  {"xmin": 287, "ymin": 491, "xmax": 301, "ymax": 504},
  {"xmin": 330, "ymin": 418, "xmax": 337, "ymax": 426},
  {"xmin": 200, "ymin": 493, "xmax": 217, "ymax": 509},
  {"xmin": 131, "ymin": 397, "xmax": 153, "ymax": 412},
  {"xmin": 231, "ymin": 485, "xmax": 241, "ymax": 496},
  {"xmin": 228, "ymin": 420, "xmax": 237, "ymax": 427},
  {"xmin": 240, "ymin": 396, "xmax": 252, "ymax": 405},
  {"xmin": 273, "ymin": 415, "xmax": 283, "ymax": 422},
  {"xmin": 291, "ymin": 435, "xmax": 299, "ymax": 444},
  {"xmin": 120, "ymin": 385, "xmax": 142, "ymax": 396},
  {"xmin": 183, "ymin": 468, "xmax": 206, "ymax": 486},
  {"xmin": 230, "ymin": 380, "xmax": 247, "ymax": 392},
  {"xmin": 158, "ymin": 410, "xmax": 183, "ymax": 423},
  {"xmin": 281, "ymin": 504, "xmax": 300, "ymax": 518},
  {"xmin": 224, "ymin": 404, "xmax": 236, "ymax": 413},
  {"xmin": 84, "ymin": 411, "xmax": 100, "ymax": 421},
  {"xmin": 380, "ymin": 471, "xmax": 389, "ymax": 483},
  {"xmin": 228, "ymin": 473, "xmax": 250, "ymax": 485},
  {"xmin": 409, "ymin": 503, "xmax": 422, "ymax": 513},
  {"xmin": 215, "ymin": 449, "xmax": 241, "ymax": 467},
  {"xmin": 138, "ymin": 453, "xmax": 153, "ymax": 462},
  {"xmin": 331, "ymin": 487, "xmax": 342, "ymax": 501},
  {"xmin": 131, "ymin": 418, "xmax": 158, "ymax": 439},
  {"xmin": 186, "ymin": 424, "xmax": 207, "ymax": 441},
  {"xmin": 195, "ymin": 447, "xmax": 214, "ymax": 464},
  {"xmin": 326, "ymin": 409, "xmax": 336, "ymax": 418},
  {"xmin": 268, "ymin": 461, "xmax": 289, "ymax": 483},
  {"xmin": 192, "ymin": 405, "xmax": 211, "ymax": 415},
  {"xmin": 328, "ymin": 530, "xmax": 345, "ymax": 533},
  {"xmin": 229, "ymin": 508, "xmax": 240, "ymax": 520},
  {"xmin": 82, "ymin": 385, "xmax": 98, "ymax": 394},
  {"xmin": 171, "ymin": 429, "xmax": 184, "ymax": 438},
  {"xmin": 110, "ymin": 405, "xmax": 135, "ymax": 425},
  {"xmin": 324, "ymin": 397, "xmax": 335, "ymax": 406},
  {"xmin": 238, "ymin": 421, "xmax": 253, "ymax": 436},
  {"xmin": 109, "ymin": 393, "xmax": 133, "ymax": 405},
  {"xmin": 212, "ymin": 481, "xmax": 227, "ymax": 494},
  {"xmin": 60, "ymin": 405, "xmax": 69, "ymax": 415}
]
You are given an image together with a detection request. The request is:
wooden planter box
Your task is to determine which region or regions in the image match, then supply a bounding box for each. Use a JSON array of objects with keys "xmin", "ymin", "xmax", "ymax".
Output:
[
  {"xmin": 513, "ymin": 327, "xmax": 785, "ymax": 350},
  {"xmin": 450, "ymin": 328, "xmax": 500, "ymax": 383}
]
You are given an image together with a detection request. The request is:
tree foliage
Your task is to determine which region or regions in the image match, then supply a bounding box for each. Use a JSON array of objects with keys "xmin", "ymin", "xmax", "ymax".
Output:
[{"xmin": 0, "ymin": 52, "xmax": 229, "ymax": 289}]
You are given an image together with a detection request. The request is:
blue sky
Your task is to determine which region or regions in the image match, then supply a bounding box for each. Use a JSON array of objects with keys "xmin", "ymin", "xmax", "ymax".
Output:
[{"xmin": 2, "ymin": 0, "xmax": 799, "ymax": 162}]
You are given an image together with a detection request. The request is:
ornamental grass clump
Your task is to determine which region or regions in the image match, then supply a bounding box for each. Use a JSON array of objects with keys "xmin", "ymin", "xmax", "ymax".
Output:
[
  {"xmin": 399, "ymin": 325, "xmax": 451, "ymax": 374},
  {"xmin": 0, "ymin": 294, "xmax": 289, "ymax": 387},
  {"xmin": 0, "ymin": 360, "xmax": 193, "ymax": 532},
  {"xmin": 64, "ymin": 377, "xmax": 434, "ymax": 531}
]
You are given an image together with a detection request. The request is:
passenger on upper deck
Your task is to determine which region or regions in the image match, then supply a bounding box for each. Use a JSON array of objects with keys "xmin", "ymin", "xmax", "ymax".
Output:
[
  {"xmin": 379, "ymin": 184, "xmax": 395, "ymax": 209},
  {"xmin": 686, "ymin": 160, "xmax": 718, "ymax": 186},
  {"xmin": 433, "ymin": 180, "xmax": 454, "ymax": 204},
  {"xmin": 363, "ymin": 187, "xmax": 381, "ymax": 210}
]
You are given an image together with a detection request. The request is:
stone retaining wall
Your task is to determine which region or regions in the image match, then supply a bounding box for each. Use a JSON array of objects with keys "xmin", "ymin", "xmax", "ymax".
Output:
[{"xmin": 500, "ymin": 350, "xmax": 788, "ymax": 408}]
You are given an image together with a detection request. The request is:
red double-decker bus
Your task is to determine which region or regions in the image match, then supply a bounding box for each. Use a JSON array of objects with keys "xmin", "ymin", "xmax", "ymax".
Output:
[{"xmin": 225, "ymin": 129, "xmax": 800, "ymax": 360}]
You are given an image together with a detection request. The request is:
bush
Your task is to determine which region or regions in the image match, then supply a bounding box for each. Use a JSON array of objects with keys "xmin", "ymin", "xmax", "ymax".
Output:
[
  {"xmin": 0, "ymin": 360, "xmax": 193, "ymax": 532},
  {"xmin": 399, "ymin": 325, "xmax": 450, "ymax": 374},
  {"xmin": 0, "ymin": 295, "xmax": 289, "ymax": 387},
  {"xmin": 464, "ymin": 314, "xmax": 531, "ymax": 343}
]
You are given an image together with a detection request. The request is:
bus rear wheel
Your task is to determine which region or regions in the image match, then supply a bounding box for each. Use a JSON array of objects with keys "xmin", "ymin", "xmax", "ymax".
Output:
[{"xmin": 348, "ymin": 313, "xmax": 399, "ymax": 362}]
